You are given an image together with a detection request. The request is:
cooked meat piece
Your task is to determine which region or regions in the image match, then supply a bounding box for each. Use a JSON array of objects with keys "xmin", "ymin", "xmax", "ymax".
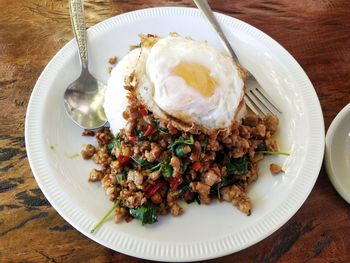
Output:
[
  {"xmin": 264, "ymin": 114, "xmax": 279, "ymax": 134},
  {"xmin": 81, "ymin": 144, "xmax": 96, "ymax": 160},
  {"xmin": 95, "ymin": 127, "xmax": 114, "ymax": 146},
  {"xmin": 170, "ymin": 156, "xmax": 181, "ymax": 177},
  {"xmin": 145, "ymin": 143, "xmax": 162, "ymax": 162},
  {"xmin": 110, "ymin": 160, "xmax": 121, "ymax": 175},
  {"xmin": 120, "ymin": 142, "xmax": 133, "ymax": 157},
  {"xmin": 157, "ymin": 203, "xmax": 169, "ymax": 216},
  {"xmin": 243, "ymin": 115, "xmax": 259, "ymax": 127},
  {"xmin": 115, "ymin": 206, "xmax": 127, "ymax": 223},
  {"xmin": 151, "ymin": 192, "xmax": 162, "ymax": 205},
  {"xmin": 232, "ymin": 137, "xmax": 250, "ymax": 158},
  {"xmin": 92, "ymin": 147, "xmax": 112, "ymax": 165},
  {"xmin": 252, "ymin": 124, "xmax": 266, "ymax": 138},
  {"xmin": 239, "ymin": 125, "xmax": 251, "ymax": 139},
  {"xmin": 192, "ymin": 182, "xmax": 211, "ymax": 204},
  {"xmin": 183, "ymin": 145, "xmax": 191, "ymax": 154},
  {"xmin": 108, "ymin": 56, "xmax": 118, "ymax": 65},
  {"xmin": 221, "ymin": 185, "xmax": 251, "ymax": 215},
  {"xmin": 120, "ymin": 190, "xmax": 147, "ymax": 208},
  {"xmin": 270, "ymin": 163, "xmax": 284, "ymax": 174},
  {"xmin": 148, "ymin": 170, "xmax": 161, "ymax": 181},
  {"xmin": 124, "ymin": 121, "xmax": 136, "ymax": 137},
  {"xmin": 82, "ymin": 129, "xmax": 95, "ymax": 136},
  {"xmin": 166, "ymin": 191, "xmax": 180, "ymax": 204},
  {"xmin": 169, "ymin": 203, "xmax": 183, "ymax": 216},
  {"xmin": 190, "ymin": 141, "xmax": 201, "ymax": 161},
  {"xmin": 106, "ymin": 186, "xmax": 118, "ymax": 201},
  {"xmin": 88, "ymin": 169, "xmax": 104, "ymax": 182},
  {"xmin": 127, "ymin": 170, "xmax": 144, "ymax": 186},
  {"xmin": 265, "ymin": 138, "xmax": 278, "ymax": 151},
  {"xmin": 202, "ymin": 169, "xmax": 219, "ymax": 186}
]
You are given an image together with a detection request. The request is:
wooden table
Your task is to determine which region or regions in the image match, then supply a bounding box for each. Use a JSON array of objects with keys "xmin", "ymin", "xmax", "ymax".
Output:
[{"xmin": 1, "ymin": 0, "xmax": 349, "ymax": 262}]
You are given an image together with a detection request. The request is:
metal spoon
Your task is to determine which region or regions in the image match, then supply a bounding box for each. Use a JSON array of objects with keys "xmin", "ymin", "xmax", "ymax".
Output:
[{"xmin": 63, "ymin": 0, "xmax": 107, "ymax": 129}]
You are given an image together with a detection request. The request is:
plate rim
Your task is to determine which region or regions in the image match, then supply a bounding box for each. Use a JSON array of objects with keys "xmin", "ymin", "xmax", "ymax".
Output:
[
  {"xmin": 325, "ymin": 103, "xmax": 350, "ymax": 204},
  {"xmin": 25, "ymin": 6, "xmax": 325, "ymax": 262}
]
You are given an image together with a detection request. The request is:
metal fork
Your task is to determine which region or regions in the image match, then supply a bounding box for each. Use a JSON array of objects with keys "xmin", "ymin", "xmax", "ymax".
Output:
[{"xmin": 193, "ymin": 0, "xmax": 282, "ymax": 116}]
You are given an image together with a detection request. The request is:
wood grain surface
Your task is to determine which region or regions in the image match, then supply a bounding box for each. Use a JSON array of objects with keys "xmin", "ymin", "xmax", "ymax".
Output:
[{"xmin": 1, "ymin": 0, "xmax": 349, "ymax": 262}]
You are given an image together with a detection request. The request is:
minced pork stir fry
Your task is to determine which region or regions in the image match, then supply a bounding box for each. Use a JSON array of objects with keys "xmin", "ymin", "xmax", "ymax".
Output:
[{"xmin": 81, "ymin": 98, "xmax": 286, "ymax": 228}]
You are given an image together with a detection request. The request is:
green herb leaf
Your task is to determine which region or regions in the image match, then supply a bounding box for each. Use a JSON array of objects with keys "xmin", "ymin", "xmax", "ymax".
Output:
[
  {"xmin": 116, "ymin": 170, "xmax": 126, "ymax": 184},
  {"xmin": 212, "ymin": 176, "xmax": 237, "ymax": 199},
  {"xmin": 169, "ymin": 134, "xmax": 194, "ymax": 153},
  {"xmin": 150, "ymin": 162, "xmax": 162, "ymax": 171},
  {"xmin": 256, "ymin": 151, "xmax": 290, "ymax": 156},
  {"xmin": 129, "ymin": 204, "xmax": 158, "ymax": 225},
  {"xmin": 227, "ymin": 155, "xmax": 250, "ymax": 176},
  {"xmin": 90, "ymin": 202, "xmax": 118, "ymax": 233},
  {"xmin": 201, "ymin": 137, "xmax": 208, "ymax": 152},
  {"xmin": 107, "ymin": 132, "xmax": 122, "ymax": 152},
  {"xmin": 153, "ymin": 119, "xmax": 170, "ymax": 134},
  {"xmin": 161, "ymin": 163, "xmax": 173, "ymax": 177},
  {"xmin": 256, "ymin": 142, "xmax": 267, "ymax": 152},
  {"xmin": 131, "ymin": 157, "xmax": 154, "ymax": 169},
  {"xmin": 175, "ymin": 144, "xmax": 187, "ymax": 157},
  {"xmin": 133, "ymin": 127, "xmax": 143, "ymax": 140}
]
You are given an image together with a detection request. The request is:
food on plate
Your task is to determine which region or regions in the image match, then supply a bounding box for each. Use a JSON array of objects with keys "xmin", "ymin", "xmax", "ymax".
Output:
[
  {"xmin": 82, "ymin": 34, "xmax": 288, "ymax": 227},
  {"xmin": 270, "ymin": 163, "xmax": 284, "ymax": 175}
]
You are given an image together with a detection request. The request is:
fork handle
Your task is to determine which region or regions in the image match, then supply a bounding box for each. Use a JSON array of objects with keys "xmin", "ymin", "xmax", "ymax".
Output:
[
  {"xmin": 193, "ymin": 0, "xmax": 239, "ymax": 62},
  {"xmin": 69, "ymin": 0, "xmax": 88, "ymax": 70}
]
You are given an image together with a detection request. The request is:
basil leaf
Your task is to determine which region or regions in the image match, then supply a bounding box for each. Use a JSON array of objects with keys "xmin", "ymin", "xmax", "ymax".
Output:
[
  {"xmin": 116, "ymin": 170, "xmax": 126, "ymax": 184},
  {"xmin": 133, "ymin": 127, "xmax": 143, "ymax": 140},
  {"xmin": 107, "ymin": 132, "xmax": 122, "ymax": 152},
  {"xmin": 169, "ymin": 134, "xmax": 194, "ymax": 153},
  {"xmin": 211, "ymin": 176, "xmax": 237, "ymax": 199},
  {"xmin": 129, "ymin": 204, "xmax": 158, "ymax": 225},
  {"xmin": 131, "ymin": 157, "xmax": 154, "ymax": 169},
  {"xmin": 161, "ymin": 164, "xmax": 173, "ymax": 178},
  {"xmin": 256, "ymin": 151, "xmax": 290, "ymax": 156},
  {"xmin": 201, "ymin": 137, "xmax": 208, "ymax": 152},
  {"xmin": 256, "ymin": 142, "xmax": 267, "ymax": 152},
  {"xmin": 153, "ymin": 119, "xmax": 170, "ymax": 134},
  {"xmin": 175, "ymin": 144, "xmax": 187, "ymax": 157},
  {"xmin": 227, "ymin": 155, "xmax": 250, "ymax": 176}
]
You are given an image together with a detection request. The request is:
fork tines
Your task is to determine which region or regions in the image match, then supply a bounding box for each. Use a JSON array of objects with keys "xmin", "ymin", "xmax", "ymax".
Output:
[{"xmin": 244, "ymin": 77, "xmax": 282, "ymax": 116}]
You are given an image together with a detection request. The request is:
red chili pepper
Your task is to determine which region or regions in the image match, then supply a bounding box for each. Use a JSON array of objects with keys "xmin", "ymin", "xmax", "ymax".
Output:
[
  {"xmin": 117, "ymin": 156, "xmax": 130, "ymax": 166},
  {"xmin": 143, "ymin": 124, "xmax": 155, "ymax": 137},
  {"xmin": 183, "ymin": 190, "xmax": 194, "ymax": 202},
  {"xmin": 129, "ymin": 136, "xmax": 137, "ymax": 142},
  {"xmin": 139, "ymin": 107, "xmax": 148, "ymax": 116},
  {"xmin": 162, "ymin": 133, "xmax": 170, "ymax": 140},
  {"xmin": 168, "ymin": 177, "xmax": 183, "ymax": 192},
  {"xmin": 168, "ymin": 125, "xmax": 178, "ymax": 134},
  {"xmin": 192, "ymin": 162, "xmax": 201, "ymax": 172},
  {"xmin": 145, "ymin": 181, "xmax": 167, "ymax": 196}
]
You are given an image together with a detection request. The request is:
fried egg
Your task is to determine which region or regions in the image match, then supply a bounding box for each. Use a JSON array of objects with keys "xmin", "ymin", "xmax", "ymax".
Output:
[
  {"xmin": 104, "ymin": 35, "xmax": 245, "ymax": 135},
  {"xmin": 134, "ymin": 35, "xmax": 244, "ymax": 132}
]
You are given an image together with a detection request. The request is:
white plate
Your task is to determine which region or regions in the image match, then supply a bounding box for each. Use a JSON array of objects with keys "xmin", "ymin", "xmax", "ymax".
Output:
[
  {"xmin": 25, "ymin": 7, "xmax": 324, "ymax": 262},
  {"xmin": 325, "ymin": 103, "xmax": 350, "ymax": 204}
]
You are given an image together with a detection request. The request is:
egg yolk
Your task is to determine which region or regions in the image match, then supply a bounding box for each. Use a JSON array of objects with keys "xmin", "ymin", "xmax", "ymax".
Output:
[{"xmin": 172, "ymin": 61, "xmax": 217, "ymax": 97}]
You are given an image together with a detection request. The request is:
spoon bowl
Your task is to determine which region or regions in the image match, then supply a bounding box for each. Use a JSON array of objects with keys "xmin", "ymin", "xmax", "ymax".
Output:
[{"xmin": 64, "ymin": 70, "xmax": 106, "ymax": 129}]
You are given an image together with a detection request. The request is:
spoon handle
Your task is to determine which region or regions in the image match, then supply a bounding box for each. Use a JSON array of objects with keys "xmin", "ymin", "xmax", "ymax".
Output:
[
  {"xmin": 193, "ymin": 0, "xmax": 239, "ymax": 62},
  {"xmin": 69, "ymin": 0, "xmax": 88, "ymax": 70}
]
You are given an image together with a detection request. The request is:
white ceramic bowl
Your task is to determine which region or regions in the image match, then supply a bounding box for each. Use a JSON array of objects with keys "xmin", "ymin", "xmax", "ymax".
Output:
[{"xmin": 325, "ymin": 103, "xmax": 350, "ymax": 204}]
